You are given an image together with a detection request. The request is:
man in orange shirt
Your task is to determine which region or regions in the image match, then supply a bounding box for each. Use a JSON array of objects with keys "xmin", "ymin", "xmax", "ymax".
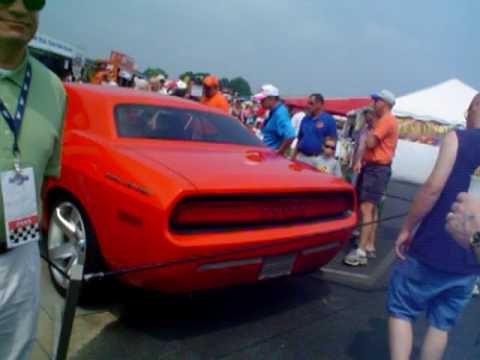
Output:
[
  {"xmin": 345, "ymin": 90, "xmax": 398, "ymax": 266},
  {"xmin": 200, "ymin": 75, "xmax": 229, "ymax": 113}
]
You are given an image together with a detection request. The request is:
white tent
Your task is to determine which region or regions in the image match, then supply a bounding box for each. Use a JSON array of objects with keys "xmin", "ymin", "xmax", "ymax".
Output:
[
  {"xmin": 391, "ymin": 79, "xmax": 478, "ymax": 185},
  {"xmin": 393, "ymin": 79, "xmax": 478, "ymax": 126}
]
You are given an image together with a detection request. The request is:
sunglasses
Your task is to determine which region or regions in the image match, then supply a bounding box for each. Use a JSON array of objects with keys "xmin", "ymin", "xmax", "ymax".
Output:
[
  {"xmin": 323, "ymin": 144, "xmax": 336, "ymax": 150},
  {"xmin": 0, "ymin": 0, "xmax": 45, "ymax": 11}
]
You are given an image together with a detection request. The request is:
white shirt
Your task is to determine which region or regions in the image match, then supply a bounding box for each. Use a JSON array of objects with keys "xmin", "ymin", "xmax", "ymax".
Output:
[
  {"xmin": 315, "ymin": 155, "xmax": 343, "ymax": 177},
  {"xmin": 291, "ymin": 111, "xmax": 306, "ymax": 135}
]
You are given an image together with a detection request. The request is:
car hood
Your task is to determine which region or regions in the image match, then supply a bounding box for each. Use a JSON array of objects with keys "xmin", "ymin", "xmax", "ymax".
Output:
[{"xmin": 114, "ymin": 141, "xmax": 350, "ymax": 192}]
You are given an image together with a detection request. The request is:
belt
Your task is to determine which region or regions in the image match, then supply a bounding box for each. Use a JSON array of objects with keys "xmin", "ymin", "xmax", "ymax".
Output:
[
  {"xmin": 300, "ymin": 151, "xmax": 321, "ymax": 157},
  {"xmin": 364, "ymin": 162, "xmax": 391, "ymax": 167}
]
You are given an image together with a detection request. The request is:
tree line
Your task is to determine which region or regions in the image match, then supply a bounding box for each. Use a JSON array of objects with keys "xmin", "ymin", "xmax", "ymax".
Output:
[{"xmin": 143, "ymin": 67, "xmax": 252, "ymax": 97}]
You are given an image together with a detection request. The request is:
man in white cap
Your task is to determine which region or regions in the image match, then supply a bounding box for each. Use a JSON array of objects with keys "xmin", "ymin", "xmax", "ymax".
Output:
[
  {"xmin": 255, "ymin": 84, "xmax": 296, "ymax": 155},
  {"xmin": 345, "ymin": 89, "xmax": 398, "ymax": 266}
]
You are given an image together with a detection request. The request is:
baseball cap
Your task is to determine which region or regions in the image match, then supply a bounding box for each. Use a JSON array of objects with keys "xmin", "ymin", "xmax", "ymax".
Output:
[
  {"xmin": 203, "ymin": 75, "xmax": 219, "ymax": 87},
  {"xmin": 371, "ymin": 89, "xmax": 396, "ymax": 106},
  {"xmin": 254, "ymin": 84, "xmax": 280, "ymax": 100}
]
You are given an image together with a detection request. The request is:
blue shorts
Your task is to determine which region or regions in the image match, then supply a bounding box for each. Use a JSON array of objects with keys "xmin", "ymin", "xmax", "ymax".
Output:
[
  {"xmin": 358, "ymin": 163, "xmax": 391, "ymax": 205},
  {"xmin": 387, "ymin": 256, "xmax": 476, "ymax": 331}
]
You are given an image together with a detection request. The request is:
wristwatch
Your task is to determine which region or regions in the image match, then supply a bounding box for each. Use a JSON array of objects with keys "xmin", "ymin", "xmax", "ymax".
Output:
[{"xmin": 469, "ymin": 231, "xmax": 480, "ymax": 263}]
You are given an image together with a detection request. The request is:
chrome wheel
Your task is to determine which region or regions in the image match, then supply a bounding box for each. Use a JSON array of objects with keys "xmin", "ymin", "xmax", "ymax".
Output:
[{"xmin": 48, "ymin": 201, "xmax": 87, "ymax": 289}]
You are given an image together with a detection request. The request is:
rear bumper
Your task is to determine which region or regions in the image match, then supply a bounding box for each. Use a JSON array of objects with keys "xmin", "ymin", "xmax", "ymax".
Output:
[{"xmin": 117, "ymin": 228, "xmax": 351, "ymax": 293}]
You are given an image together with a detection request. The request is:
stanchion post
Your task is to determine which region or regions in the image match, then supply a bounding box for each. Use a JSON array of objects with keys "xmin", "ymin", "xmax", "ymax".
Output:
[{"xmin": 54, "ymin": 263, "xmax": 83, "ymax": 360}]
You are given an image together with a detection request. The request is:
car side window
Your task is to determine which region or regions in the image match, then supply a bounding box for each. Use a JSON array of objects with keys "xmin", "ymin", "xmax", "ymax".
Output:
[
  {"xmin": 114, "ymin": 104, "xmax": 263, "ymax": 146},
  {"xmin": 184, "ymin": 113, "xmax": 220, "ymax": 141}
]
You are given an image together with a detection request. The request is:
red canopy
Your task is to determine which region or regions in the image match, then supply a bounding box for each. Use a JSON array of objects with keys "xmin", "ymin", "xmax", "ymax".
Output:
[{"xmin": 284, "ymin": 97, "xmax": 372, "ymax": 116}]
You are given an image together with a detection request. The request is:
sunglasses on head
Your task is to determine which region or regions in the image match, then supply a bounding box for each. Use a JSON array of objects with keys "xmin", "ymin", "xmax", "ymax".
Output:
[{"xmin": 0, "ymin": 0, "xmax": 45, "ymax": 11}]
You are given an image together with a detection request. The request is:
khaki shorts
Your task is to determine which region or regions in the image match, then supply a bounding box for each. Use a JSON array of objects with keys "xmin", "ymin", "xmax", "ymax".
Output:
[{"xmin": 0, "ymin": 242, "xmax": 40, "ymax": 360}]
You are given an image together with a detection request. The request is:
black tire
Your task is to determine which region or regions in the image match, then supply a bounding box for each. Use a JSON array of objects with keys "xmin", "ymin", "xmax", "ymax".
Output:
[{"xmin": 46, "ymin": 194, "xmax": 106, "ymax": 304}]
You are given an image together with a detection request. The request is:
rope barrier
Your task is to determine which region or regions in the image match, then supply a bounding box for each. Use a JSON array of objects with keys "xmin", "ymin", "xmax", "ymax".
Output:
[
  {"xmin": 39, "ymin": 190, "xmax": 413, "ymax": 282},
  {"xmin": 83, "ymin": 211, "xmax": 408, "ymax": 282},
  {"xmin": 40, "ymin": 253, "xmax": 72, "ymax": 281}
]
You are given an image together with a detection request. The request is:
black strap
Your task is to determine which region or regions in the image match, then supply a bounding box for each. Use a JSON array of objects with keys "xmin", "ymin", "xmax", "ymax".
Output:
[{"xmin": 0, "ymin": 62, "xmax": 32, "ymax": 155}]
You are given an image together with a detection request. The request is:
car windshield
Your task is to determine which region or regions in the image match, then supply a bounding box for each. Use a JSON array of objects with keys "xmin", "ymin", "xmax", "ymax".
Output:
[{"xmin": 115, "ymin": 104, "xmax": 263, "ymax": 146}]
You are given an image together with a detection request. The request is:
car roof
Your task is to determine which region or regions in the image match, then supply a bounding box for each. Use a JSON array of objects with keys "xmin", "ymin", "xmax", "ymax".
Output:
[{"xmin": 64, "ymin": 83, "xmax": 229, "ymax": 116}]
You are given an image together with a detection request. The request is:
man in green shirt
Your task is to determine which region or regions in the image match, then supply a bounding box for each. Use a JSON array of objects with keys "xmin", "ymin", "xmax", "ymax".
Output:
[{"xmin": 0, "ymin": 1, "xmax": 65, "ymax": 359}]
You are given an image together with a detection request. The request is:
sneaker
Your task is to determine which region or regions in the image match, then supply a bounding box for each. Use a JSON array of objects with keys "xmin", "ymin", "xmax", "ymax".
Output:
[
  {"xmin": 344, "ymin": 248, "xmax": 368, "ymax": 266},
  {"xmin": 366, "ymin": 250, "xmax": 377, "ymax": 259}
]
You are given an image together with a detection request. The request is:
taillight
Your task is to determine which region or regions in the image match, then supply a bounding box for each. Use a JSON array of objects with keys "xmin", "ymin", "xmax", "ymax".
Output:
[{"xmin": 170, "ymin": 192, "xmax": 353, "ymax": 232}]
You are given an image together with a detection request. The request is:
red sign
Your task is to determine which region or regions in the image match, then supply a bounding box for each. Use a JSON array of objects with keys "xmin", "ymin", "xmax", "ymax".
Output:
[
  {"xmin": 8, "ymin": 215, "xmax": 38, "ymax": 230},
  {"xmin": 110, "ymin": 51, "xmax": 136, "ymax": 73}
]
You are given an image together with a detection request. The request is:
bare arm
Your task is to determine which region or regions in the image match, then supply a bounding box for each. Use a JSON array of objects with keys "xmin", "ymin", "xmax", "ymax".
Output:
[
  {"xmin": 355, "ymin": 133, "xmax": 368, "ymax": 161},
  {"xmin": 353, "ymin": 130, "xmax": 368, "ymax": 172},
  {"xmin": 277, "ymin": 138, "xmax": 294, "ymax": 156},
  {"xmin": 403, "ymin": 131, "xmax": 458, "ymax": 231},
  {"xmin": 291, "ymin": 145, "xmax": 299, "ymax": 160},
  {"xmin": 396, "ymin": 131, "xmax": 458, "ymax": 258}
]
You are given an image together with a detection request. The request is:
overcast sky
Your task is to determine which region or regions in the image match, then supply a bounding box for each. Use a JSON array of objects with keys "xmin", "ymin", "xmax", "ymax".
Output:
[{"xmin": 39, "ymin": 0, "xmax": 479, "ymax": 97}]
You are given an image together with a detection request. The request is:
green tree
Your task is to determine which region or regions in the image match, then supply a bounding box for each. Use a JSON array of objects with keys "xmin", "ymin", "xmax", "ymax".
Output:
[
  {"xmin": 179, "ymin": 73, "xmax": 252, "ymax": 96},
  {"xmin": 220, "ymin": 77, "xmax": 230, "ymax": 90},
  {"xmin": 144, "ymin": 67, "xmax": 168, "ymax": 79},
  {"xmin": 179, "ymin": 72, "xmax": 213, "ymax": 84},
  {"xmin": 229, "ymin": 77, "xmax": 252, "ymax": 97},
  {"xmin": 179, "ymin": 71, "xmax": 195, "ymax": 82},
  {"xmin": 193, "ymin": 72, "xmax": 209, "ymax": 85}
]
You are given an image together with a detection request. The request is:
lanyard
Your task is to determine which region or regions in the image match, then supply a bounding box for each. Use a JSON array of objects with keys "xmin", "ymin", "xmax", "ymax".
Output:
[{"xmin": 0, "ymin": 62, "xmax": 32, "ymax": 163}]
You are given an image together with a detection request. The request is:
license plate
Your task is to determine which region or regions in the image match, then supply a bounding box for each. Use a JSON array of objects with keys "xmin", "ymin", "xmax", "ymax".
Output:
[{"xmin": 258, "ymin": 253, "xmax": 297, "ymax": 280}]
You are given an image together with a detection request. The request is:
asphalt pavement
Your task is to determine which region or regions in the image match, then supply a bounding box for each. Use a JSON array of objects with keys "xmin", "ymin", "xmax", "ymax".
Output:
[{"xmin": 34, "ymin": 181, "xmax": 480, "ymax": 360}]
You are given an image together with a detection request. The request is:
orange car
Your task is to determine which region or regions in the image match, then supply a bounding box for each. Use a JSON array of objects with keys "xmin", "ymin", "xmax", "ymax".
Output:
[{"xmin": 44, "ymin": 84, "xmax": 357, "ymax": 298}]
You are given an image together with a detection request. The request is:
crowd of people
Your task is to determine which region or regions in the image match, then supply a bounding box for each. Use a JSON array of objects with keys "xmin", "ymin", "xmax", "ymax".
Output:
[{"xmin": 2, "ymin": 1, "xmax": 480, "ymax": 360}]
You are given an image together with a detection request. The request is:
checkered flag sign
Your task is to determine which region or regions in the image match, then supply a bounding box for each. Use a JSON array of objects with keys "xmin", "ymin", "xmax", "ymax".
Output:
[{"xmin": 7, "ymin": 215, "xmax": 40, "ymax": 248}]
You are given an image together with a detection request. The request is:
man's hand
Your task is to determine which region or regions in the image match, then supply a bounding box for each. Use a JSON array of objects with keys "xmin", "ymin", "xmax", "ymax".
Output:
[
  {"xmin": 276, "ymin": 138, "xmax": 294, "ymax": 157},
  {"xmin": 446, "ymin": 193, "xmax": 480, "ymax": 249},
  {"xmin": 395, "ymin": 228, "xmax": 413, "ymax": 260}
]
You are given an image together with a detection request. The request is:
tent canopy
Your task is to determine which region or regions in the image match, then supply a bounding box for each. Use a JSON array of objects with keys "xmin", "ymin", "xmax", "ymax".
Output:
[
  {"xmin": 394, "ymin": 79, "xmax": 478, "ymax": 126},
  {"xmin": 284, "ymin": 97, "xmax": 371, "ymax": 117}
]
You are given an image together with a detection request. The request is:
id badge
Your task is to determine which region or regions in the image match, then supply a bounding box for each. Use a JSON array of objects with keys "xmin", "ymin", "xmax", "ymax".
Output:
[{"xmin": 1, "ymin": 167, "xmax": 40, "ymax": 249}]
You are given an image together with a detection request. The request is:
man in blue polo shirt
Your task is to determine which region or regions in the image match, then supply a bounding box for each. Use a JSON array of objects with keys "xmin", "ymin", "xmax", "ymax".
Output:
[
  {"xmin": 256, "ymin": 84, "xmax": 296, "ymax": 155},
  {"xmin": 292, "ymin": 93, "xmax": 337, "ymax": 167}
]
